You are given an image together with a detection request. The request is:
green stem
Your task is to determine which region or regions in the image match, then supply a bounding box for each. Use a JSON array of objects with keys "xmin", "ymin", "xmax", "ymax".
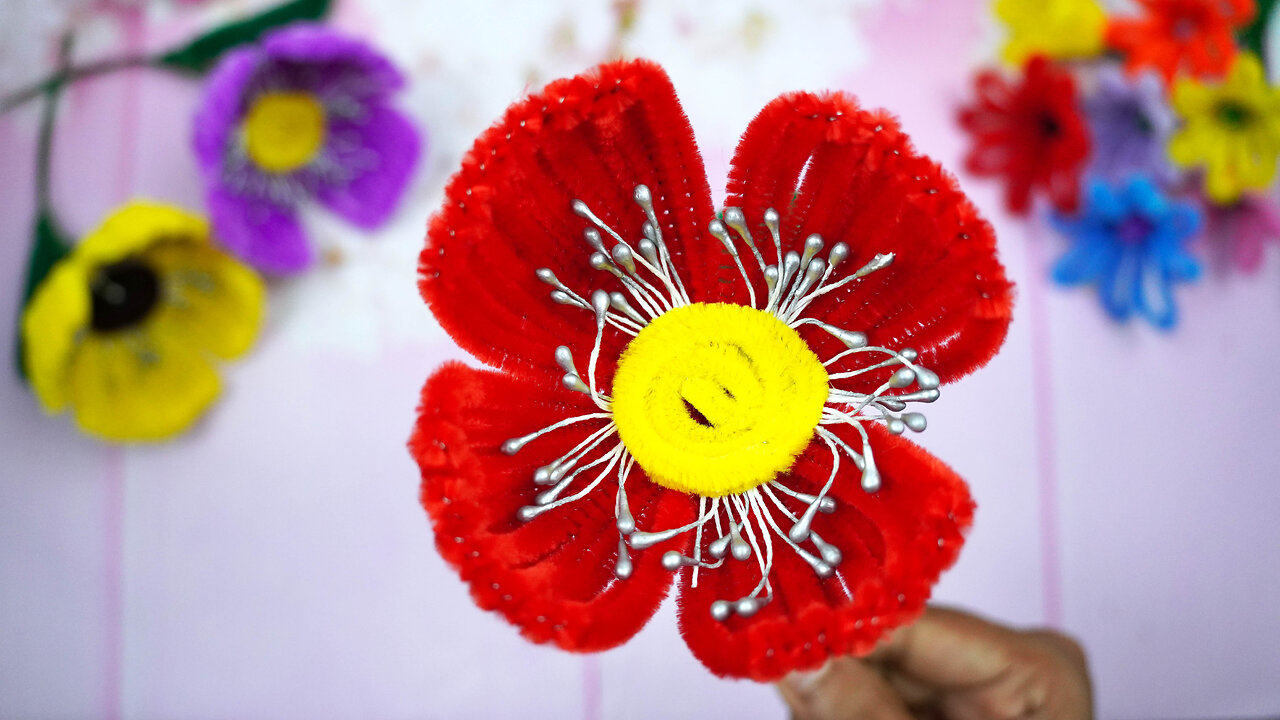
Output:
[
  {"xmin": 14, "ymin": 36, "xmax": 76, "ymax": 381},
  {"xmin": 0, "ymin": 53, "xmax": 157, "ymax": 116}
]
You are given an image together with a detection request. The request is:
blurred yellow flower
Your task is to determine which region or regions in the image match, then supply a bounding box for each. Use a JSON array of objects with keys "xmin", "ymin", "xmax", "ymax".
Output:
[
  {"xmin": 995, "ymin": 0, "xmax": 1106, "ymax": 65},
  {"xmin": 22, "ymin": 201, "xmax": 265, "ymax": 441},
  {"xmin": 1170, "ymin": 53, "xmax": 1280, "ymax": 205}
]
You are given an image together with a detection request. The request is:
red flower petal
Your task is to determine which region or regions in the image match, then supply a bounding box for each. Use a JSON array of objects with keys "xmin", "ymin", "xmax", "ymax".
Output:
[
  {"xmin": 419, "ymin": 60, "xmax": 716, "ymax": 383},
  {"xmin": 725, "ymin": 91, "xmax": 1013, "ymax": 387},
  {"xmin": 411, "ymin": 362, "xmax": 697, "ymax": 651},
  {"xmin": 959, "ymin": 57, "xmax": 1090, "ymax": 217},
  {"xmin": 675, "ymin": 424, "xmax": 973, "ymax": 680}
]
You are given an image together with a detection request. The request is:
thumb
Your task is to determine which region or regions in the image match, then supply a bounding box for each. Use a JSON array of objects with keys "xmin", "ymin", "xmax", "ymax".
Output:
[{"xmin": 777, "ymin": 658, "xmax": 915, "ymax": 720}]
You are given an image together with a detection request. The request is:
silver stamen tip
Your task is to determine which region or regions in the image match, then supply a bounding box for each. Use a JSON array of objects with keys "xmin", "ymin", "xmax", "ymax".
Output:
[
  {"xmin": 611, "ymin": 244, "xmax": 637, "ymax": 274},
  {"xmin": 591, "ymin": 289, "xmax": 610, "ymax": 319},
  {"xmin": 562, "ymin": 373, "xmax": 590, "ymax": 394},
  {"xmin": 517, "ymin": 506, "xmax": 542, "ymax": 522},
  {"xmin": 862, "ymin": 467, "xmax": 882, "ymax": 493},
  {"xmin": 661, "ymin": 551, "xmax": 684, "ymax": 571},
  {"xmin": 708, "ymin": 219, "xmax": 737, "ymax": 255},
  {"xmin": 887, "ymin": 418, "xmax": 906, "ymax": 435},
  {"xmin": 571, "ymin": 199, "xmax": 590, "ymax": 217},
  {"xmin": 889, "ymin": 367, "xmax": 917, "ymax": 389},
  {"xmin": 554, "ymin": 346, "xmax": 575, "ymax": 374},
  {"xmin": 614, "ymin": 539, "xmax": 633, "ymax": 579},
  {"xmin": 829, "ymin": 242, "xmax": 850, "ymax": 267},
  {"xmin": 708, "ymin": 534, "xmax": 732, "ymax": 559},
  {"xmin": 637, "ymin": 238, "xmax": 659, "ymax": 265},
  {"xmin": 903, "ymin": 412, "xmax": 928, "ymax": 432},
  {"xmin": 915, "ymin": 367, "xmax": 940, "ymax": 390},
  {"xmin": 589, "ymin": 252, "xmax": 613, "ymax": 272},
  {"xmin": 536, "ymin": 268, "xmax": 558, "ymax": 285},
  {"xmin": 734, "ymin": 598, "xmax": 760, "ymax": 618},
  {"xmin": 533, "ymin": 465, "xmax": 553, "ymax": 484},
  {"xmin": 583, "ymin": 228, "xmax": 606, "ymax": 254},
  {"xmin": 763, "ymin": 208, "xmax": 780, "ymax": 229},
  {"xmin": 633, "ymin": 184, "xmax": 652, "ymax": 206},
  {"xmin": 501, "ymin": 438, "xmax": 526, "ymax": 455},
  {"xmin": 710, "ymin": 600, "xmax": 732, "ymax": 621}
]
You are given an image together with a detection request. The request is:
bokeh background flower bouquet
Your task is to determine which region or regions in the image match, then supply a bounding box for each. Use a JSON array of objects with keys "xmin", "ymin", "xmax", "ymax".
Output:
[{"xmin": 2, "ymin": 1, "xmax": 1278, "ymax": 718}]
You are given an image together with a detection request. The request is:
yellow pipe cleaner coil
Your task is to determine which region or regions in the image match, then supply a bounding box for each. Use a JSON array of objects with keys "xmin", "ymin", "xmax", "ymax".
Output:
[{"xmin": 611, "ymin": 302, "xmax": 829, "ymax": 497}]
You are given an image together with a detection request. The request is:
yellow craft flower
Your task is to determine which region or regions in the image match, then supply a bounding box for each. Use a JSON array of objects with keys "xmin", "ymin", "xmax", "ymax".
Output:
[
  {"xmin": 22, "ymin": 201, "xmax": 265, "ymax": 441},
  {"xmin": 1170, "ymin": 53, "xmax": 1280, "ymax": 205},
  {"xmin": 995, "ymin": 0, "xmax": 1106, "ymax": 65}
]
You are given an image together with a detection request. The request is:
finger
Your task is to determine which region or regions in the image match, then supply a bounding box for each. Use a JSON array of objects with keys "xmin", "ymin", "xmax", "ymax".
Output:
[
  {"xmin": 777, "ymin": 657, "xmax": 916, "ymax": 720},
  {"xmin": 869, "ymin": 607, "xmax": 1020, "ymax": 689}
]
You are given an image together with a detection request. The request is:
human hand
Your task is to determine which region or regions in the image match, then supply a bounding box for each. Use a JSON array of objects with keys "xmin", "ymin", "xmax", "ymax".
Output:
[{"xmin": 777, "ymin": 607, "xmax": 1093, "ymax": 720}]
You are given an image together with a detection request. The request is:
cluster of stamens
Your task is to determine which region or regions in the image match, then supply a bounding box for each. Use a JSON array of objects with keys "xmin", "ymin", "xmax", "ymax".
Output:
[{"xmin": 500, "ymin": 184, "xmax": 941, "ymax": 622}]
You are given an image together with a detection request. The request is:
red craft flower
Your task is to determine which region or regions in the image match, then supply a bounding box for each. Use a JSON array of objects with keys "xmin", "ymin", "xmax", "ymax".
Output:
[
  {"xmin": 959, "ymin": 55, "xmax": 1091, "ymax": 216},
  {"xmin": 410, "ymin": 60, "xmax": 1013, "ymax": 680},
  {"xmin": 1107, "ymin": 0, "xmax": 1256, "ymax": 84}
]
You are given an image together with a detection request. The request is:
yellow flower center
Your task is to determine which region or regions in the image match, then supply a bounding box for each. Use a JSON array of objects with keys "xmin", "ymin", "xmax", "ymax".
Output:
[
  {"xmin": 611, "ymin": 303, "xmax": 829, "ymax": 497},
  {"xmin": 243, "ymin": 92, "xmax": 327, "ymax": 174}
]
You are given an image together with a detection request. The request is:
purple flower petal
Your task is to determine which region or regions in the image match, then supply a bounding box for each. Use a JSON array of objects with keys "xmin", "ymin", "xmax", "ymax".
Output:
[
  {"xmin": 208, "ymin": 186, "xmax": 313, "ymax": 274},
  {"xmin": 313, "ymin": 104, "xmax": 421, "ymax": 230},
  {"xmin": 193, "ymin": 47, "xmax": 261, "ymax": 176},
  {"xmin": 262, "ymin": 24, "xmax": 404, "ymax": 96}
]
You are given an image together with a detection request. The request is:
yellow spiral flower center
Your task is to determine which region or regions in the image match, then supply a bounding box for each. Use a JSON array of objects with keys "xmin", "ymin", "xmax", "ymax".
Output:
[
  {"xmin": 611, "ymin": 303, "xmax": 829, "ymax": 497},
  {"xmin": 243, "ymin": 92, "xmax": 327, "ymax": 174}
]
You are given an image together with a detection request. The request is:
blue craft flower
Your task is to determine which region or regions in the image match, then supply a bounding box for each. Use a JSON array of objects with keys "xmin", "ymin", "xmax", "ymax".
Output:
[{"xmin": 1052, "ymin": 176, "xmax": 1202, "ymax": 329}]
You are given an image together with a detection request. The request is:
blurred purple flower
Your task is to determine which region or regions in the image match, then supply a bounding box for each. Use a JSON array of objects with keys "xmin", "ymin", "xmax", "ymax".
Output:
[
  {"xmin": 194, "ymin": 24, "xmax": 421, "ymax": 273},
  {"xmin": 1203, "ymin": 193, "xmax": 1280, "ymax": 273},
  {"xmin": 1085, "ymin": 66, "xmax": 1177, "ymax": 186}
]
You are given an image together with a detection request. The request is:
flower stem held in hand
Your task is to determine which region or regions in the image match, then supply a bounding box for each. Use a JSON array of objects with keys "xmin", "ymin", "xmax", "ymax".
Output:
[{"xmin": 778, "ymin": 607, "xmax": 1093, "ymax": 720}]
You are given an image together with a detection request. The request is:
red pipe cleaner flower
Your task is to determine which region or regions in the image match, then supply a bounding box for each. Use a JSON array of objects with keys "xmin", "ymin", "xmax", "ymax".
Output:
[
  {"xmin": 959, "ymin": 55, "xmax": 1091, "ymax": 216},
  {"xmin": 1106, "ymin": 0, "xmax": 1256, "ymax": 85},
  {"xmin": 410, "ymin": 59, "xmax": 1013, "ymax": 681}
]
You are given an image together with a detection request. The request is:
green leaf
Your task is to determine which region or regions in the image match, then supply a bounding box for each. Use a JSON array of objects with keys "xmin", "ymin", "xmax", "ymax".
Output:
[
  {"xmin": 14, "ymin": 211, "xmax": 73, "ymax": 381},
  {"xmin": 157, "ymin": 0, "xmax": 334, "ymax": 74},
  {"xmin": 1240, "ymin": 0, "xmax": 1279, "ymax": 69}
]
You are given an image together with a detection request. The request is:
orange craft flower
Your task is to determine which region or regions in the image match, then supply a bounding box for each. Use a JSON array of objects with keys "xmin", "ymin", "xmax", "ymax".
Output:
[{"xmin": 1106, "ymin": 0, "xmax": 1257, "ymax": 84}]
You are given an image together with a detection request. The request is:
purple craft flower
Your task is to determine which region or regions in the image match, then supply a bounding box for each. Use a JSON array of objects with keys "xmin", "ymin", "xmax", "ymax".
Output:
[
  {"xmin": 1085, "ymin": 65, "xmax": 1177, "ymax": 185},
  {"xmin": 194, "ymin": 24, "xmax": 422, "ymax": 273},
  {"xmin": 1203, "ymin": 193, "xmax": 1280, "ymax": 273}
]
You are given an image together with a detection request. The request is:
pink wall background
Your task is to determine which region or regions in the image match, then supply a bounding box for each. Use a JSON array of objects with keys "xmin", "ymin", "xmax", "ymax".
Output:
[{"xmin": 2, "ymin": 0, "xmax": 1278, "ymax": 718}]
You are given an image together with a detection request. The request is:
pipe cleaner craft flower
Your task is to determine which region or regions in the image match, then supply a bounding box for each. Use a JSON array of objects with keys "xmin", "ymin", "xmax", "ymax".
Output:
[
  {"xmin": 1052, "ymin": 176, "xmax": 1202, "ymax": 329},
  {"xmin": 409, "ymin": 60, "xmax": 1013, "ymax": 680},
  {"xmin": 194, "ymin": 23, "xmax": 421, "ymax": 274},
  {"xmin": 1086, "ymin": 66, "xmax": 1179, "ymax": 185},
  {"xmin": 1169, "ymin": 52, "xmax": 1280, "ymax": 204},
  {"xmin": 22, "ymin": 201, "xmax": 265, "ymax": 441},
  {"xmin": 959, "ymin": 55, "xmax": 1091, "ymax": 215},
  {"xmin": 1203, "ymin": 192, "xmax": 1280, "ymax": 272},
  {"xmin": 995, "ymin": 0, "xmax": 1107, "ymax": 65},
  {"xmin": 1106, "ymin": 0, "xmax": 1256, "ymax": 85}
]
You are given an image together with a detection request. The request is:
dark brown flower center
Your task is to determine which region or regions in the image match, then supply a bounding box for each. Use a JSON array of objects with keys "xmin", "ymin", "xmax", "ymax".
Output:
[
  {"xmin": 1038, "ymin": 112, "xmax": 1062, "ymax": 138},
  {"xmin": 90, "ymin": 258, "xmax": 161, "ymax": 332},
  {"xmin": 1217, "ymin": 101, "xmax": 1253, "ymax": 129}
]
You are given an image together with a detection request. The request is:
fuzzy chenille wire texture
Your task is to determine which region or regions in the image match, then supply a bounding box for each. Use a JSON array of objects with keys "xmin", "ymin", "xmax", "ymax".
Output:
[{"xmin": 410, "ymin": 59, "xmax": 1013, "ymax": 681}]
